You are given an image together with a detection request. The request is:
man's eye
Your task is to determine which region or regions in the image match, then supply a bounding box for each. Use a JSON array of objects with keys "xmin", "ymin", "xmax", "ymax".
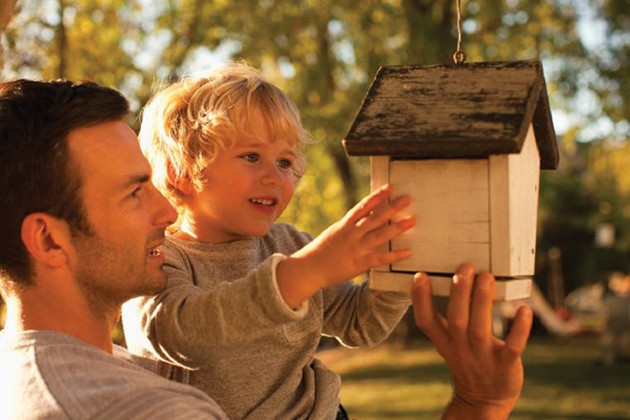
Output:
[{"xmin": 129, "ymin": 187, "xmax": 142, "ymax": 199}]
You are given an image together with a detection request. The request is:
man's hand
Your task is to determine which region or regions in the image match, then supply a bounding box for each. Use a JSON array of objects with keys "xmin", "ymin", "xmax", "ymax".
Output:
[{"xmin": 411, "ymin": 264, "xmax": 533, "ymax": 419}]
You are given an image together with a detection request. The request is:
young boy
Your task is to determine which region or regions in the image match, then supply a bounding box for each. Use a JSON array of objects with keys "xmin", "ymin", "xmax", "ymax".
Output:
[{"xmin": 122, "ymin": 62, "xmax": 415, "ymax": 419}]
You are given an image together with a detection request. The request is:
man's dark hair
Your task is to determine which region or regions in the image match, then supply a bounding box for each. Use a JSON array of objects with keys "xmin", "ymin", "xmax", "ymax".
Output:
[{"xmin": 0, "ymin": 79, "xmax": 130, "ymax": 284}]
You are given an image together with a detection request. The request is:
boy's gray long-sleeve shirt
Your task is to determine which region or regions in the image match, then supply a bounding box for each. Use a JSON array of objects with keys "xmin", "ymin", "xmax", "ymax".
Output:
[{"xmin": 122, "ymin": 223, "xmax": 410, "ymax": 420}]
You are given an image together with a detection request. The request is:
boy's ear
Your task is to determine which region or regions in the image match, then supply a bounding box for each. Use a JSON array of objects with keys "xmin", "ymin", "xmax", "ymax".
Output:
[
  {"xmin": 167, "ymin": 162, "xmax": 194, "ymax": 195},
  {"xmin": 20, "ymin": 213, "xmax": 71, "ymax": 268}
]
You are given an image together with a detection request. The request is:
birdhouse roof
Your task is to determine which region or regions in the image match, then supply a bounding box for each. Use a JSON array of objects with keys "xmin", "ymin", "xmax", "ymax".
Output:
[{"xmin": 342, "ymin": 60, "xmax": 559, "ymax": 169}]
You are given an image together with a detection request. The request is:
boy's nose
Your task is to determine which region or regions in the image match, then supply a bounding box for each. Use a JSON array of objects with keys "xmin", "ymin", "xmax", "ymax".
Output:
[{"xmin": 260, "ymin": 163, "xmax": 282, "ymax": 185}]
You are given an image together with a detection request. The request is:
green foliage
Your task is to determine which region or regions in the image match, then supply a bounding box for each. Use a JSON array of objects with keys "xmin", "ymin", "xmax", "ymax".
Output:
[{"xmin": 536, "ymin": 135, "xmax": 630, "ymax": 294}]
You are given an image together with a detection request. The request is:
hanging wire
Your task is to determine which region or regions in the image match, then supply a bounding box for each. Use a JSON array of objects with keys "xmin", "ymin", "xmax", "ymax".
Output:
[{"xmin": 453, "ymin": 0, "xmax": 467, "ymax": 64}]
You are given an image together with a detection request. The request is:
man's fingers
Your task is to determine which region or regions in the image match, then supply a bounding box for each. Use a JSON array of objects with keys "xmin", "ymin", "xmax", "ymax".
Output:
[
  {"xmin": 504, "ymin": 304, "xmax": 533, "ymax": 358},
  {"xmin": 468, "ymin": 271, "xmax": 495, "ymax": 353},
  {"xmin": 446, "ymin": 264, "xmax": 475, "ymax": 343},
  {"xmin": 411, "ymin": 273, "xmax": 449, "ymax": 346}
]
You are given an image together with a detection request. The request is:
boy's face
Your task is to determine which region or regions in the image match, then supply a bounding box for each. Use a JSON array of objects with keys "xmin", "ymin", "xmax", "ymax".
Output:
[{"xmin": 183, "ymin": 112, "xmax": 298, "ymax": 243}]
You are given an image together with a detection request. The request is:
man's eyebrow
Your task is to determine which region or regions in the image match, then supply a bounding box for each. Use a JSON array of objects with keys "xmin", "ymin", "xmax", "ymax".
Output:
[{"xmin": 123, "ymin": 174, "xmax": 151, "ymax": 188}]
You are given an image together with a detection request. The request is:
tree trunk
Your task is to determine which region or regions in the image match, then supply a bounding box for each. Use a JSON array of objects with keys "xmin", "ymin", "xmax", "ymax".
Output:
[
  {"xmin": 404, "ymin": 0, "xmax": 455, "ymax": 64},
  {"xmin": 313, "ymin": 9, "xmax": 360, "ymax": 210},
  {"xmin": 0, "ymin": 0, "xmax": 17, "ymax": 74},
  {"xmin": 56, "ymin": 0, "xmax": 68, "ymax": 78}
]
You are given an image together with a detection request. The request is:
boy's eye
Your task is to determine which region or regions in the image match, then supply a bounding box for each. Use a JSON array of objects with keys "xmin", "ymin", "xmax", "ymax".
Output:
[
  {"xmin": 278, "ymin": 158, "xmax": 293, "ymax": 169},
  {"xmin": 241, "ymin": 153, "xmax": 259, "ymax": 163}
]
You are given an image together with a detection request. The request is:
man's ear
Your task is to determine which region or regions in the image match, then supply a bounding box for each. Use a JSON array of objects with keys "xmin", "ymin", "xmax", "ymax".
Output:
[
  {"xmin": 167, "ymin": 162, "xmax": 194, "ymax": 195},
  {"xmin": 20, "ymin": 213, "xmax": 71, "ymax": 268}
]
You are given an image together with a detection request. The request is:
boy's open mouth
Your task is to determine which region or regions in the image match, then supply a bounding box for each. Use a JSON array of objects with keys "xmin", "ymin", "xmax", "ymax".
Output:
[{"xmin": 249, "ymin": 198, "xmax": 277, "ymax": 206}]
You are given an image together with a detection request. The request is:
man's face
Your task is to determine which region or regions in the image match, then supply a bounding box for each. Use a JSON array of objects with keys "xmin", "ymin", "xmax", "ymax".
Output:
[{"xmin": 67, "ymin": 121, "xmax": 177, "ymax": 311}]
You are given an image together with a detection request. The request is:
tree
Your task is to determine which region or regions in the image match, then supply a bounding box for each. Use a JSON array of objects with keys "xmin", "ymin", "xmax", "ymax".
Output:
[
  {"xmin": 1, "ymin": 0, "xmax": 629, "ymax": 296},
  {"xmin": 0, "ymin": 0, "xmax": 17, "ymax": 72}
]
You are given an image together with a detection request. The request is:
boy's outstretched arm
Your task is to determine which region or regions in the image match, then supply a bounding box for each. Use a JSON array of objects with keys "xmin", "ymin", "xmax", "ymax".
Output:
[
  {"xmin": 276, "ymin": 184, "xmax": 415, "ymax": 309},
  {"xmin": 411, "ymin": 264, "xmax": 533, "ymax": 420}
]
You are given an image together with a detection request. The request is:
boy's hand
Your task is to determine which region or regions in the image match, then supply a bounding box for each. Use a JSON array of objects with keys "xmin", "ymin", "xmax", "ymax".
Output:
[
  {"xmin": 276, "ymin": 184, "xmax": 415, "ymax": 308},
  {"xmin": 411, "ymin": 264, "xmax": 533, "ymax": 419}
]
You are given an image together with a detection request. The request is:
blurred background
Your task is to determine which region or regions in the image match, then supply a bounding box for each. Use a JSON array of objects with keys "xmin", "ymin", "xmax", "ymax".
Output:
[
  {"xmin": 2, "ymin": 0, "xmax": 628, "ymax": 300},
  {"xmin": 1, "ymin": 1, "xmax": 630, "ymax": 416}
]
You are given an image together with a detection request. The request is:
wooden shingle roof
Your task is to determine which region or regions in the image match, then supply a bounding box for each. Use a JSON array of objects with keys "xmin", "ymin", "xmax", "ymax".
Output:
[{"xmin": 343, "ymin": 60, "xmax": 559, "ymax": 169}]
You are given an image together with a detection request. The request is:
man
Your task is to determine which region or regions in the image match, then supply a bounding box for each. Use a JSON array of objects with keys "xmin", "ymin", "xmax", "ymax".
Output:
[
  {"xmin": 411, "ymin": 267, "xmax": 532, "ymax": 419},
  {"xmin": 0, "ymin": 79, "xmax": 227, "ymax": 418},
  {"xmin": 0, "ymin": 78, "xmax": 531, "ymax": 419}
]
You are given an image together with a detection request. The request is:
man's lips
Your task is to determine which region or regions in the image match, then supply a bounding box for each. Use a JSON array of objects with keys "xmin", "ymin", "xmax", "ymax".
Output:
[
  {"xmin": 147, "ymin": 248, "xmax": 162, "ymax": 257},
  {"xmin": 147, "ymin": 238, "xmax": 165, "ymax": 257}
]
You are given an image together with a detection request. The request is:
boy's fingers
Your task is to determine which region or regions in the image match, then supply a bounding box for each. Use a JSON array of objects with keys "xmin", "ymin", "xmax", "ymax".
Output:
[
  {"xmin": 356, "ymin": 194, "xmax": 412, "ymax": 230},
  {"xmin": 344, "ymin": 185, "xmax": 391, "ymax": 224},
  {"xmin": 368, "ymin": 248, "xmax": 412, "ymax": 267},
  {"xmin": 364, "ymin": 216, "xmax": 415, "ymax": 246}
]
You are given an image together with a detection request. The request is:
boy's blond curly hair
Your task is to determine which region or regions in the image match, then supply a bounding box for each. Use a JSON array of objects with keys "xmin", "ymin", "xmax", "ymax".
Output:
[{"xmin": 139, "ymin": 62, "xmax": 313, "ymax": 216}]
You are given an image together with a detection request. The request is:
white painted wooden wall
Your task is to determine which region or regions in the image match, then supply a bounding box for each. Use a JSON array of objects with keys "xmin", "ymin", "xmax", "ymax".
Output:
[{"xmin": 368, "ymin": 125, "xmax": 540, "ymax": 301}]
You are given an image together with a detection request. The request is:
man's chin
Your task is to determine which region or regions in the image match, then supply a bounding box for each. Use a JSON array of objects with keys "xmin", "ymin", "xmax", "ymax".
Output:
[{"xmin": 135, "ymin": 274, "xmax": 168, "ymax": 297}]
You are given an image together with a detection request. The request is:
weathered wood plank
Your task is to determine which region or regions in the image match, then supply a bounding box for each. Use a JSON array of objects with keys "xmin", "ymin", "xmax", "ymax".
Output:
[
  {"xmin": 489, "ymin": 124, "xmax": 540, "ymax": 276},
  {"xmin": 371, "ymin": 156, "xmax": 391, "ymax": 272},
  {"xmin": 343, "ymin": 60, "xmax": 559, "ymax": 169},
  {"xmin": 369, "ymin": 269, "xmax": 532, "ymax": 301},
  {"xmin": 389, "ymin": 158, "xmax": 491, "ymax": 274}
]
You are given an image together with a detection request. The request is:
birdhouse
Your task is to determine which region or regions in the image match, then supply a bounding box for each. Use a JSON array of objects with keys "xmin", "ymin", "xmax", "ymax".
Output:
[{"xmin": 343, "ymin": 60, "xmax": 559, "ymax": 301}]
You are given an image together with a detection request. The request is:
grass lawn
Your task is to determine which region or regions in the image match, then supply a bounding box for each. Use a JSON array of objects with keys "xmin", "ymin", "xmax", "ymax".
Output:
[{"xmin": 318, "ymin": 335, "xmax": 630, "ymax": 419}]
